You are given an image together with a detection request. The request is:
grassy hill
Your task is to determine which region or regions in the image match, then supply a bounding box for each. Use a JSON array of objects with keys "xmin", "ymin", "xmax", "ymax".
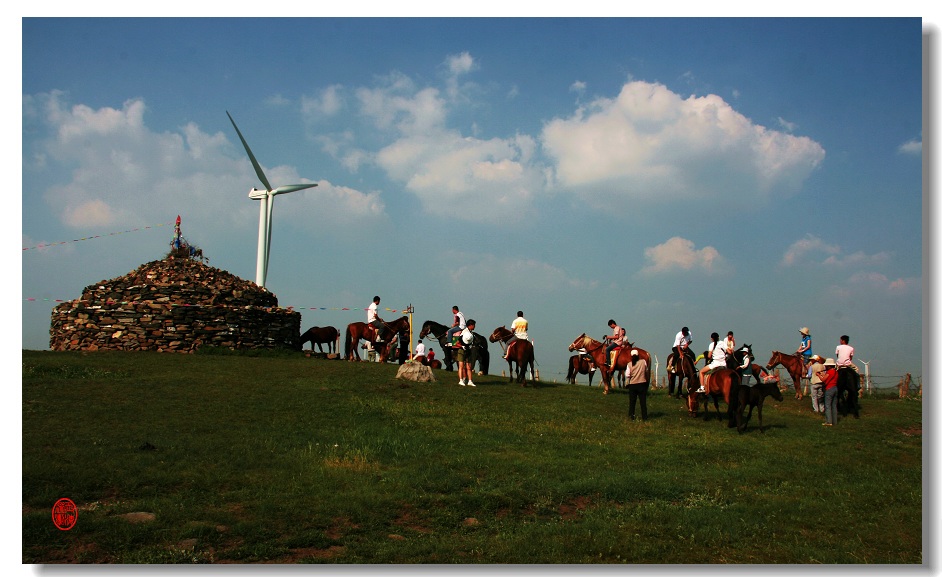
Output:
[{"xmin": 22, "ymin": 349, "xmax": 922, "ymax": 564}]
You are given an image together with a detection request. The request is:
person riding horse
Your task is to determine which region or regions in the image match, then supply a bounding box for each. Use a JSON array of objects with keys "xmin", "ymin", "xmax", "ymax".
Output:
[
  {"xmin": 797, "ymin": 326, "xmax": 813, "ymax": 377},
  {"xmin": 603, "ymin": 320, "xmax": 627, "ymax": 366},
  {"xmin": 698, "ymin": 332, "xmax": 734, "ymax": 393},
  {"xmin": 504, "ymin": 311, "xmax": 529, "ymax": 360},
  {"xmin": 670, "ymin": 327, "xmax": 694, "ymax": 372},
  {"xmin": 368, "ymin": 296, "xmax": 387, "ymax": 342}
]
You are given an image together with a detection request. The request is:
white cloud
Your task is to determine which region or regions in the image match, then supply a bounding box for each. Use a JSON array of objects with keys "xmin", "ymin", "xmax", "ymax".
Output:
[
  {"xmin": 301, "ymin": 84, "xmax": 344, "ymax": 118},
  {"xmin": 640, "ymin": 236, "xmax": 728, "ymax": 276},
  {"xmin": 777, "ymin": 117, "xmax": 797, "ymax": 132},
  {"xmin": 376, "ymin": 131, "xmax": 543, "ymax": 224},
  {"xmin": 781, "ymin": 234, "xmax": 841, "ymax": 266},
  {"xmin": 829, "ymin": 272, "xmax": 921, "ymax": 297},
  {"xmin": 447, "ymin": 52, "xmax": 475, "ymax": 76},
  {"xmin": 782, "ymin": 233, "xmax": 892, "ymax": 268},
  {"xmin": 26, "ymin": 92, "xmax": 386, "ymax": 239},
  {"xmin": 541, "ymin": 81, "xmax": 825, "ymax": 211},
  {"xmin": 898, "ymin": 138, "xmax": 922, "ymax": 155}
]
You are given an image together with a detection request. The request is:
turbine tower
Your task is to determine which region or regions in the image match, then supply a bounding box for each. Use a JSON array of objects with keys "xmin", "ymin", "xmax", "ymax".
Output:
[{"xmin": 227, "ymin": 111, "xmax": 317, "ymax": 289}]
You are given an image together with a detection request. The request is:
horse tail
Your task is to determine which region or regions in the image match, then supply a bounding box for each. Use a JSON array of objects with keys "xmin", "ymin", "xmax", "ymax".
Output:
[{"xmin": 344, "ymin": 327, "xmax": 353, "ymax": 360}]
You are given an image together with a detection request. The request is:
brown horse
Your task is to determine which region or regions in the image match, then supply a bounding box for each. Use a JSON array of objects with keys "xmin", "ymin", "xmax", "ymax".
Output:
[
  {"xmin": 345, "ymin": 316, "xmax": 410, "ymax": 362},
  {"xmin": 687, "ymin": 367, "xmax": 741, "ymax": 424},
  {"xmin": 489, "ymin": 326, "xmax": 536, "ymax": 386},
  {"xmin": 735, "ymin": 379, "xmax": 784, "ymax": 433},
  {"xmin": 300, "ymin": 326, "xmax": 339, "ymax": 354},
  {"xmin": 566, "ymin": 354, "xmax": 596, "ymax": 386},
  {"xmin": 567, "ymin": 334, "xmax": 650, "ymax": 394},
  {"xmin": 667, "ymin": 350, "xmax": 699, "ymax": 398},
  {"xmin": 765, "ymin": 351, "xmax": 805, "ymax": 399}
]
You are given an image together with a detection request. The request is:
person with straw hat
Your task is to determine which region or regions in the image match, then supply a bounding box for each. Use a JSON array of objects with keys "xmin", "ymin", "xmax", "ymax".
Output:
[
  {"xmin": 808, "ymin": 354, "xmax": 827, "ymax": 414},
  {"xmin": 796, "ymin": 327, "xmax": 813, "ymax": 377}
]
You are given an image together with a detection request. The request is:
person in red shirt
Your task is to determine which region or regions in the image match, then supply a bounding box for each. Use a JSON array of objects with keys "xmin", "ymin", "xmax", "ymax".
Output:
[{"xmin": 817, "ymin": 358, "xmax": 839, "ymax": 426}]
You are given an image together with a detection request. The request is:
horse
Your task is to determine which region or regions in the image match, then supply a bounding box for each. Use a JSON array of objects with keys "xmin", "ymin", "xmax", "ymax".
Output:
[
  {"xmin": 735, "ymin": 378, "xmax": 784, "ymax": 433},
  {"xmin": 345, "ymin": 316, "xmax": 410, "ymax": 362},
  {"xmin": 299, "ymin": 326, "xmax": 339, "ymax": 354},
  {"xmin": 687, "ymin": 367, "xmax": 741, "ymax": 425},
  {"xmin": 489, "ymin": 326, "xmax": 536, "ymax": 386},
  {"xmin": 567, "ymin": 334, "xmax": 651, "ymax": 394},
  {"xmin": 419, "ymin": 320, "xmax": 458, "ymax": 370},
  {"xmin": 566, "ymin": 354, "xmax": 596, "ymax": 386},
  {"xmin": 666, "ymin": 349, "xmax": 698, "ymax": 397},
  {"xmin": 765, "ymin": 350, "xmax": 805, "ymax": 399},
  {"xmin": 837, "ymin": 368, "xmax": 861, "ymax": 418},
  {"xmin": 419, "ymin": 320, "xmax": 489, "ymax": 374}
]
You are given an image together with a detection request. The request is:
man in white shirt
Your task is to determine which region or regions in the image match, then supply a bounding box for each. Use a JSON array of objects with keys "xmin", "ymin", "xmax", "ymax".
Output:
[
  {"xmin": 504, "ymin": 311, "xmax": 529, "ymax": 359},
  {"xmin": 367, "ymin": 296, "xmax": 385, "ymax": 342},
  {"xmin": 671, "ymin": 327, "xmax": 693, "ymax": 371},
  {"xmin": 446, "ymin": 306, "xmax": 466, "ymax": 344},
  {"xmin": 835, "ymin": 335, "xmax": 855, "ymax": 368}
]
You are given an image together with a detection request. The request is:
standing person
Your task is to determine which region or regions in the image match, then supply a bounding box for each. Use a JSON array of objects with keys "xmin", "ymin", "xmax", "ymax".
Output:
[
  {"xmin": 414, "ymin": 339, "xmax": 426, "ymax": 360},
  {"xmin": 367, "ymin": 296, "xmax": 385, "ymax": 342},
  {"xmin": 603, "ymin": 319, "xmax": 627, "ymax": 366},
  {"xmin": 797, "ymin": 327, "xmax": 813, "ymax": 376},
  {"xmin": 504, "ymin": 311, "xmax": 529, "ymax": 359},
  {"xmin": 698, "ymin": 332, "xmax": 727, "ymax": 393},
  {"xmin": 457, "ymin": 319, "xmax": 477, "ymax": 387},
  {"xmin": 671, "ymin": 327, "xmax": 693, "ymax": 371},
  {"xmin": 626, "ymin": 350, "xmax": 650, "ymax": 422},
  {"xmin": 809, "ymin": 355, "xmax": 826, "ymax": 414},
  {"xmin": 835, "ymin": 335, "xmax": 855, "ymax": 368},
  {"xmin": 446, "ymin": 305, "xmax": 466, "ymax": 345},
  {"xmin": 818, "ymin": 358, "xmax": 839, "ymax": 426}
]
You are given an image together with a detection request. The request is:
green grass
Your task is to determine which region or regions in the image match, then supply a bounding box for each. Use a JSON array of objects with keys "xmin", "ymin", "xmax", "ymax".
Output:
[{"xmin": 22, "ymin": 350, "xmax": 922, "ymax": 564}]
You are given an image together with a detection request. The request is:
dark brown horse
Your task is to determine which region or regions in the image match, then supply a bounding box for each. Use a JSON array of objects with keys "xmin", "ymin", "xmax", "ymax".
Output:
[
  {"xmin": 300, "ymin": 326, "xmax": 339, "ymax": 354},
  {"xmin": 566, "ymin": 354, "xmax": 596, "ymax": 386},
  {"xmin": 567, "ymin": 334, "xmax": 650, "ymax": 394},
  {"xmin": 418, "ymin": 320, "xmax": 458, "ymax": 370},
  {"xmin": 666, "ymin": 349, "xmax": 698, "ymax": 398},
  {"xmin": 765, "ymin": 350, "xmax": 805, "ymax": 399},
  {"xmin": 345, "ymin": 316, "xmax": 410, "ymax": 362},
  {"xmin": 489, "ymin": 326, "xmax": 536, "ymax": 386},
  {"xmin": 687, "ymin": 367, "xmax": 741, "ymax": 425},
  {"xmin": 837, "ymin": 368, "xmax": 861, "ymax": 418},
  {"xmin": 735, "ymin": 379, "xmax": 784, "ymax": 433}
]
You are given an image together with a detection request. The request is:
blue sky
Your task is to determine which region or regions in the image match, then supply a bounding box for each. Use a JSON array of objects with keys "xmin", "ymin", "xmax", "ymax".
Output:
[{"xmin": 19, "ymin": 17, "xmax": 927, "ymax": 387}]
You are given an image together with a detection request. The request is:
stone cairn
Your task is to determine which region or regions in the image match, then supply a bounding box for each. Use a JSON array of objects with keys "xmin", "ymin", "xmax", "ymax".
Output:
[{"xmin": 50, "ymin": 254, "xmax": 301, "ymax": 353}]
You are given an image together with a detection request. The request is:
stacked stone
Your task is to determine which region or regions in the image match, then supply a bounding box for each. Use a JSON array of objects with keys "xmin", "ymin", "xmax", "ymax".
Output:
[{"xmin": 50, "ymin": 255, "xmax": 300, "ymax": 353}]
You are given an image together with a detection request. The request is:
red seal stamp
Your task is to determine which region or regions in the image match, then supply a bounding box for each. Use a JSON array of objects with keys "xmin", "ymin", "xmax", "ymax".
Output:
[{"xmin": 52, "ymin": 498, "xmax": 78, "ymax": 531}]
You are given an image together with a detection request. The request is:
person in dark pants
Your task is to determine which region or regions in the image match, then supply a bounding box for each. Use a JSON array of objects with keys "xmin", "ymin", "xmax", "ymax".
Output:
[{"xmin": 626, "ymin": 349, "xmax": 650, "ymax": 421}]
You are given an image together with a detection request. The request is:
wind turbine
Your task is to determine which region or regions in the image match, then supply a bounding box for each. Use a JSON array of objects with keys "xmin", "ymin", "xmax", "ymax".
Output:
[{"xmin": 227, "ymin": 111, "xmax": 317, "ymax": 289}]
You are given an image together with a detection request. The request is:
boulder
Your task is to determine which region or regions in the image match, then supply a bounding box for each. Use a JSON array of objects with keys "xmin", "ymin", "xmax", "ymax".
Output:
[{"xmin": 396, "ymin": 362, "xmax": 436, "ymax": 383}]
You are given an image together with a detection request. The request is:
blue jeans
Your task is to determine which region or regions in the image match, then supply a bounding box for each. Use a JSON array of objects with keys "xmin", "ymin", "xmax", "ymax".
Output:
[{"xmin": 824, "ymin": 386, "xmax": 839, "ymax": 424}]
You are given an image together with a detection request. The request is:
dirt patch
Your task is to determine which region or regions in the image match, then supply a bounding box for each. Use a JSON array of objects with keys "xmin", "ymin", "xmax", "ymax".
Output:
[
  {"xmin": 393, "ymin": 505, "xmax": 433, "ymax": 534},
  {"xmin": 899, "ymin": 425, "xmax": 922, "ymax": 436},
  {"xmin": 558, "ymin": 495, "xmax": 592, "ymax": 520}
]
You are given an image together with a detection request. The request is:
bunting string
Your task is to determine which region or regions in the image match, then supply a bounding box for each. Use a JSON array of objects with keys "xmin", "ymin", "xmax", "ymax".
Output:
[{"xmin": 23, "ymin": 222, "xmax": 175, "ymax": 251}]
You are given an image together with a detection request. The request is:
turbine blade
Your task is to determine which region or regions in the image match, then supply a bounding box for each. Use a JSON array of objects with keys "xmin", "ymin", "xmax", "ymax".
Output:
[
  {"xmin": 226, "ymin": 111, "xmax": 274, "ymax": 192},
  {"xmin": 271, "ymin": 183, "xmax": 318, "ymax": 195}
]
